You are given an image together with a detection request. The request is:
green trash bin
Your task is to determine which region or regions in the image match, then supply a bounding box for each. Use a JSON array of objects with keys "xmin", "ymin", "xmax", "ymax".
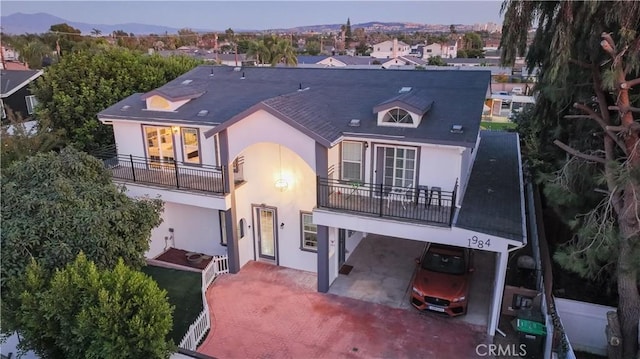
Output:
[{"xmin": 514, "ymin": 318, "xmax": 546, "ymax": 359}]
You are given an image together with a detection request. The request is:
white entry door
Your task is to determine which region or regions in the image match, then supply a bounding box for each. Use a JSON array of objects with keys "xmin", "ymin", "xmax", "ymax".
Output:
[{"xmin": 255, "ymin": 207, "xmax": 277, "ymax": 262}]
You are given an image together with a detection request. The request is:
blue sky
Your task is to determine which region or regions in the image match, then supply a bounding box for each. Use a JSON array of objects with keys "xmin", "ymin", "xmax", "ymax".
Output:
[{"xmin": 2, "ymin": 1, "xmax": 504, "ymax": 30}]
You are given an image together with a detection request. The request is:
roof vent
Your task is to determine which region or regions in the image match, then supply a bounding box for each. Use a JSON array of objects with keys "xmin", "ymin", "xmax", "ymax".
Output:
[
  {"xmin": 120, "ymin": 105, "xmax": 131, "ymax": 111},
  {"xmin": 450, "ymin": 125, "xmax": 464, "ymax": 133},
  {"xmin": 209, "ymin": 69, "xmax": 214, "ymax": 77},
  {"xmin": 348, "ymin": 119, "xmax": 361, "ymax": 127},
  {"xmin": 197, "ymin": 110, "xmax": 209, "ymax": 117},
  {"xmin": 181, "ymin": 79, "xmax": 193, "ymax": 85},
  {"xmin": 399, "ymin": 87, "xmax": 412, "ymax": 93},
  {"xmin": 241, "ymin": 72, "xmax": 245, "ymax": 79}
]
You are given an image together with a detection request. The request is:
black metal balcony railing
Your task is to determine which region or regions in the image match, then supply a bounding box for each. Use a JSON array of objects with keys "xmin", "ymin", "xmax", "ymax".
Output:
[
  {"xmin": 316, "ymin": 177, "xmax": 457, "ymax": 226},
  {"xmin": 96, "ymin": 149, "xmax": 226, "ymax": 194}
]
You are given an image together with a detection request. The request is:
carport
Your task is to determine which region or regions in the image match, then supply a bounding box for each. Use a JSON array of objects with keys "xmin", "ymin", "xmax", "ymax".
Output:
[{"xmin": 328, "ymin": 233, "xmax": 496, "ymax": 328}]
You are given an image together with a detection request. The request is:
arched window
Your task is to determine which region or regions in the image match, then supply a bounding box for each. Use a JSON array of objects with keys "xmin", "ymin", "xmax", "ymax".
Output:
[{"xmin": 383, "ymin": 108, "xmax": 413, "ymax": 124}]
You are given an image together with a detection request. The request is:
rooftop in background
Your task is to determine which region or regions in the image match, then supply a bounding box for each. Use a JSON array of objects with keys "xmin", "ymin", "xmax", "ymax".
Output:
[
  {"xmin": 99, "ymin": 65, "xmax": 490, "ymax": 148},
  {"xmin": 0, "ymin": 69, "xmax": 43, "ymax": 98},
  {"xmin": 456, "ymin": 130, "xmax": 524, "ymax": 241}
]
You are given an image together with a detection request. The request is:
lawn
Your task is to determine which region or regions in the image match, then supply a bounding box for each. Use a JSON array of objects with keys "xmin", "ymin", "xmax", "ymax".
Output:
[
  {"xmin": 480, "ymin": 121, "xmax": 518, "ymax": 131},
  {"xmin": 142, "ymin": 265, "xmax": 204, "ymax": 345}
]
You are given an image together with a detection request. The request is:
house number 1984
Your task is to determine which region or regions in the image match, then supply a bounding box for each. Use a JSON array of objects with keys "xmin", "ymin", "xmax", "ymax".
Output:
[{"xmin": 468, "ymin": 236, "xmax": 490, "ymax": 249}]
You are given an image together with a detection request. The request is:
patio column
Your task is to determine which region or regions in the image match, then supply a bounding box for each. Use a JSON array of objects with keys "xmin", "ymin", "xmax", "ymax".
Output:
[
  {"xmin": 317, "ymin": 224, "xmax": 330, "ymax": 293},
  {"xmin": 488, "ymin": 250, "xmax": 508, "ymax": 336},
  {"xmin": 218, "ymin": 129, "xmax": 240, "ymax": 274},
  {"xmin": 315, "ymin": 142, "xmax": 330, "ymax": 293}
]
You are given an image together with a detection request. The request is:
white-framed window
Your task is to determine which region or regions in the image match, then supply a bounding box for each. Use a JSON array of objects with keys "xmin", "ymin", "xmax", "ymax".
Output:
[
  {"xmin": 1, "ymin": 100, "xmax": 6, "ymax": 119},
  {"xmin": 220, "ymin": 211, "xmax": 228, "ymax": 246},
  {"xmin": 25, "ymin": 95, "xmax": 38, "ymax": 115},
  {"xmin": 300, "ymin": 212, "xmax": 317, "ymax": 251},
  {"xmin": 383, "ymin": 108, "xmax": 413, "ymax": 124},
  {"xmin": 341, "ymin": 141, "xmax": 363, "ymax": 181},
  {"xmin": 383, "ymin": 146, "xmax": 416, "ymax": 187},
  {"xmin": 181, "ymin": 127, "xmax": 200, "ymax": 164}
]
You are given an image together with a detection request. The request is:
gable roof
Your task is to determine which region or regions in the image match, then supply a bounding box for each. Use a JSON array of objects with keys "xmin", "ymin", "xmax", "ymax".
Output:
[
  {"xmin": 0, "ymin": 69, "xmax": 43, "ymax": 98},
  {"xmin": 373, "ymin": 89, "xmax": 433, "ymax": 115},
  {"xmin": 99, "ymin": 66, "xmax": 491, "ymax": 148},
  {"xmin": 456, "ymin": 130, "xmax": 525, "ymax": 242}
]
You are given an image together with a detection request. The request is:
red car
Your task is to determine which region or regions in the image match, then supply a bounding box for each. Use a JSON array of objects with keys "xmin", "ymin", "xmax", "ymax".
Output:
[{"xmin": 410, "ymin": 243, "xmax": 473, "ymax": 316}]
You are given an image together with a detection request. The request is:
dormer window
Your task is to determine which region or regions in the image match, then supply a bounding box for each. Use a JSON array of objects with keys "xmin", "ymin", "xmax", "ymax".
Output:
[{"xmin": 383, "ymin": 108, "xmax": 413, "ymax": 124}]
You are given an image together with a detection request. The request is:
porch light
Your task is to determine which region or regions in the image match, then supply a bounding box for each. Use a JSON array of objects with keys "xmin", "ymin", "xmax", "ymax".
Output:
[
  {"xmin": 275, "ymin": 178, "xmax": 289, "ymax": 191},
  {"xmin": 171, "ymin": 126, "xmax": 180, "ymax": 133}
]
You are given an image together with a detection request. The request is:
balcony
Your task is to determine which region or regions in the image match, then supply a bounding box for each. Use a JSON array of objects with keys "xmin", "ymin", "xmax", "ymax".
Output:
[
  {"xmin": 96, "ymin": 149, "xmax": 226, "ymax": 194},
  {"xmin": 316, "ymin": 177, "xmax": 457, "ymax": 226}
]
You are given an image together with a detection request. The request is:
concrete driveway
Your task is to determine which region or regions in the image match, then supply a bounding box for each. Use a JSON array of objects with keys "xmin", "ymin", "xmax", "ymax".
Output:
[
  {"xmin": 198, "ymin": 261, "xmax": 489, "ymax": 359},
  {"xmin": 328, "ymin": 234, "xmax": 495, "ymax": 328}
]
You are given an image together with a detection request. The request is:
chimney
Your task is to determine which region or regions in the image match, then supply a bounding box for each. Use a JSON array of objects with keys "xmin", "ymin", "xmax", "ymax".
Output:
[{"xmin": 392, "ymin": 38, "xmax": 398, "ymax": 58}]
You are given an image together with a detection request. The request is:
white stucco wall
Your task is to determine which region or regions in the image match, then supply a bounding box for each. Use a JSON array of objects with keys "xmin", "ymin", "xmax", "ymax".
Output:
[
  {"xmin": 229, "ymin": 142, "xmax": 318, "ymax": 273},
  {"xmin": 328, "ymin": 144, "xmax": 340, "ymax": 179},
  {"xmin": 417, "ymin": 143, "xmax": 462, "ymax": 191},
  {"xmin": 345, "ymin": 230, "xmax": 365, "ymax": 261},
  {"xmin": 226, "ymin": 110, "xmax": 317, "ymax": 172},
  {"xmin": 147, "ymin": 202, "xmax": 226, "ymax": 258}
]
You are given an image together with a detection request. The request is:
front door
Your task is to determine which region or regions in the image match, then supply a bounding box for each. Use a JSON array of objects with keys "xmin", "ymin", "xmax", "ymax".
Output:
[
  {"xmin": 338, "ymin": 229, "xmax": 346, "ymax": 267},
  {"xmin": 255, "ymin": 207, "xmax": 277, "ymax": 262}
]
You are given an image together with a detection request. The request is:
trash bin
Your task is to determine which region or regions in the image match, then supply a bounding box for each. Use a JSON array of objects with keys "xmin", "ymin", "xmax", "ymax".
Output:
[{"xmin": 514, "ymin": 317, "xmax": 546, "ymax": 359}]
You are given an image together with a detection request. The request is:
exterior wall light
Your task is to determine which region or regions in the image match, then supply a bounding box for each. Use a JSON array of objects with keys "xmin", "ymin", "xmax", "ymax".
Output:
[{"xmin": 171, "ymin": 126, "xmax": 180, "ymax": 133}]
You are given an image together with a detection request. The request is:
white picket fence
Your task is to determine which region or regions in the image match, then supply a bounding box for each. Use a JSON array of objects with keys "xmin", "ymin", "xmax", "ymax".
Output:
[{"xmin": 178, "ymin": 255, "xmax": 229, "ymax": 351}]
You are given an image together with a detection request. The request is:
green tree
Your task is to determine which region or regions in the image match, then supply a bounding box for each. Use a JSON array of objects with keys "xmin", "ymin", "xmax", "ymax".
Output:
[
  {"xmin": 91, "ymin": 28, "xmax": 102, "ymax": 36},
  {"xmin": 13, "ymin": 253, "xmax": 174, "ymax": 359},
  {"xmin": 0, "ymin": 109, "xmax": 63, "ymax": 168},
  {"xmin": 49, "ymin": 23, "xmax": 82, "ymax": 55},
  {"xmin": 30, "ymin": 47, "xmax": 202, "ymax": 152},
  {"xmin": 305, "ymin": 40, "xmax": 321, "ymax": 55},
  {"xmin": 16, "ymin": 40, "xmax": 51, "ymax": 69},
  {"xmin": 501, "ymin": 1, "xmax": 640, "ymax": 357},
  {"xmin": 427, "ymin": 55, "xmax": 446, "ymax": 66},
  {"xmin": 176, "ymin": 28, "xmax": 198, "ymax": 47},
  {"xmin": 1, "ymin": 147, "xmax": 164, "ymax": 333},
  {"xmin": 456, "ymin": 49, "xmax": 468, "ymax": 58},
  {"xmin": 345, "ymin": 18, "xmax": 353, "ymax": 43},
  {"xmin": 462, "ymin": 32, "xmax": 483, "ymax": 50}
]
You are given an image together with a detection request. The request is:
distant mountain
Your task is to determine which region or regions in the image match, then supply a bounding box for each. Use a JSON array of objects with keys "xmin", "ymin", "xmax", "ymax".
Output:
[
  {"xmin": 0, "ymin": 12, "xmax": 475, "ymax": 36},
  {"xmin": 0, "ymin": 12, "xmax": 190, "ymax": 35}
]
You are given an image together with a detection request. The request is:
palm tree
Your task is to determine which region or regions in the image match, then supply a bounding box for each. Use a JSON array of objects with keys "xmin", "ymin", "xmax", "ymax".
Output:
[
  {"xmin": 91, "ymin": 28, "xmax": 102, "ymax": 37},
  {"xmin": 247, "ymin": 39, "xmax": 270, "ymax": 66},
  {"xmin": 269, "ymin": 37, "xmax": 297, "ymax": 67}
]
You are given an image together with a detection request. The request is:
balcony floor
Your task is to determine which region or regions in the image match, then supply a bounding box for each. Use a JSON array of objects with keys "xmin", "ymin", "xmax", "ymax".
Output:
[
  {"xmin": 108, "ymin": 165, "xmax": 224, "ymax": 194},
  {"xmin": 323, "ymin": 191, "xmax": 452, "ymax": 225}
]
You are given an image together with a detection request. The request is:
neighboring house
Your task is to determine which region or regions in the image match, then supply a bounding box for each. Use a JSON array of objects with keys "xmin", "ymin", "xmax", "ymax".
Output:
[
  {"xmin": 97, "ymin": 66, "xmax": 527, "ymax": 337},
  {"xmin": 0, "ymin": 69, "xmax": 43, "ymax": 121},
  {"xmin": 370, "ymin": 39, "xmax": 411, "ymax": 58},
  {"xmin": 422, "ymin": 40, "xmax": 458, "ymax": 59},
  {"xmin": 381, "ymin": 56, "xmax": 428, "ymax": 69},
  {"xmin": 444, "ymin": 57, "xmax": 501, "ymax": 67},
  {"xmin": 316, "ymin": 55, "xmax": 379, "ymax": 67},
  {"xmin": 156, "ymin": 49, "xmax": 251, "ymax": 67}
]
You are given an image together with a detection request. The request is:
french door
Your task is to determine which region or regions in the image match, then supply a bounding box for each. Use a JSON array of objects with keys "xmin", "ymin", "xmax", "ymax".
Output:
[
  {"xmin": 144, "ymin": 126, "xmax": 175, "ymax": 167},
  {"xmin": 381, "ymin": 146, "xmax": 416, "ymax": 187}
]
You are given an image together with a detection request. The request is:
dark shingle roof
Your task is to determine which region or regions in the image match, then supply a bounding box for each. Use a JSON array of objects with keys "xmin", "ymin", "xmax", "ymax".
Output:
[
  {"xmin": 1, "ymin": 69, "xmax": 42, "ymax": 98},
  {"xmin": 456, "ymin": 131, "xmax": 525, "ymax": 241},
  {"xmin": 99, "ymin": 65, "xmax": 490, "ymax": 148},
  {"xmin": 373, "ymin": 89, "xmax": 433, "ymax": 115},
  {"xmin": 297, "ymin": 55, "xmax": 328, "ymax": 64}
]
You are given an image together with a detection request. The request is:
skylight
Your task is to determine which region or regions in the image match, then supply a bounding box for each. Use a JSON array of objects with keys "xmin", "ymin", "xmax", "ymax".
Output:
[
  {"xmin": 399, "ymin": 87, "xmax": 412, "ymax": 93},
  {"xmin": 181, "ymin": 79, "xmax": 193, "ymax": 85},
  {"xmin": 197, "ymin": 110, "xmax": 209, "ymax": 117}
]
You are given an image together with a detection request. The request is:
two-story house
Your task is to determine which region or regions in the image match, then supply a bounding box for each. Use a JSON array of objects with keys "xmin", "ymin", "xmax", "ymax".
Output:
[
  {"xmin": 97, "ymin": 66, "xmax": 526, "ymax": 337},
  {"xmin": 370, "ymin": 39, "xmax": 411, "ymax": 59},
  {"xmin": 422, "ymin": 40, "xmax": 459, "ymax": 59}
]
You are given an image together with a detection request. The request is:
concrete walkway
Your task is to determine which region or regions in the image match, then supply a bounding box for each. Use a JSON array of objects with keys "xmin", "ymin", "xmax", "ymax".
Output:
[{"xmin": 198, "ymin": 261, "xmax": 489, "ymax": 359}]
